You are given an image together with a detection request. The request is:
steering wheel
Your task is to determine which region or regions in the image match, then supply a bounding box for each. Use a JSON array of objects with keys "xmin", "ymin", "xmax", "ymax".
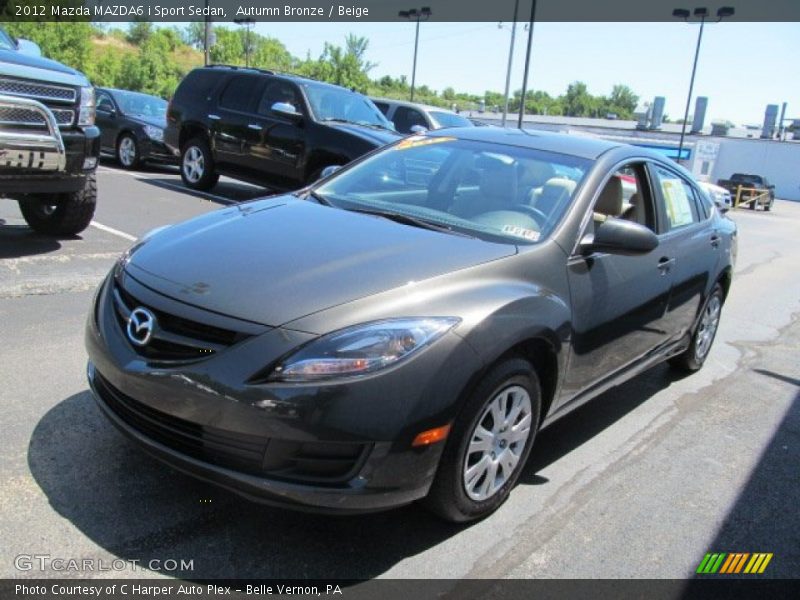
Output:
[{"xmin": 512, "ymin": 204, "xmax": 549, "ymax": 227}]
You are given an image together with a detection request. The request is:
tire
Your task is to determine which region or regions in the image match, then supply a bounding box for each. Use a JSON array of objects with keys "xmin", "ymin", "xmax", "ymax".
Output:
[
  {"xmin": 18, "ymin": 173, "xmax": 97, "ymax": 236},
  {"xmin": 424, "ymin": 357, "xmax": 541, "ymax": 522},
  {"xmin": 180, "ymin": 137, "xmax": 219, "ymax": 191},
  {"xmin": 669, "ymin": 284, "xmax": 724, "ymax": 372},
  {"xmin": 116, "ymin": 133, "xmax": 141, "ymax": 170}
]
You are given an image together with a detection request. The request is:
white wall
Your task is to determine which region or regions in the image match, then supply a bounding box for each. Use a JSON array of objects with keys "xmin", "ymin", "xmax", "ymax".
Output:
[{"xmin": 711, "ymin": 138, "xmax": 800, "ymax": 201}]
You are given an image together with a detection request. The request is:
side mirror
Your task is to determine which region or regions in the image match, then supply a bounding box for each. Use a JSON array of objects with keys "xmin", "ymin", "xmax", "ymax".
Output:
[
  {"xmin": 98, "ymin": 105, "xmax": 116, "ymax": 117},
  {"xmin": 580, "ymin": 217, "xmax": 659, "ymax": 256},
  {"xmin": 16, "ymin": 39, "xmax": 42, "ymax": 57},
  {"xmin": 271, "ymin": 102, "xmax": 302, "ymax": 120},
  {"xmin": 410, "ymin": 124, "xmax": 428, "ymax": 134},
  {"xmin": 319, "ymin": 165, "xmax": 342, "ymax": 179}
]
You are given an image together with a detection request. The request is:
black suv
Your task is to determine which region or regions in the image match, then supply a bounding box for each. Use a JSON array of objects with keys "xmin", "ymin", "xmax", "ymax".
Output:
[{"xmin": 164, "ymin": 66, "xmax": 400, "ymax": 191}]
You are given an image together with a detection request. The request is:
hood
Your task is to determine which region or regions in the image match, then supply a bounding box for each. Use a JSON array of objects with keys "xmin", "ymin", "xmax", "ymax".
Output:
[
  {"xmin": 322, "ymin": 121, "xmax": 402, "ymax": 147},
  {"xmin": 0, "ymin": 49, "xmax": 88, "ymax": 86},
  {"xmin": 126, "ymin": 113, "xmax": 167, "ymax": 129},
  {"xmin": 124, "ymin": 197, "xmax": 515, "ymax": 327}
]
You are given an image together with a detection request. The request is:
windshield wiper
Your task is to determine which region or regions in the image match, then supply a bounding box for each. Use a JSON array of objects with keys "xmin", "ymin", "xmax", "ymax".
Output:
[
  {"xmin": 299, "ymin": 189, "xmax": 331, "ymax": 206},
  {"xmin": 321, "ymin": 117, "xmax": 393, "ymax": 131},
  {"xmin": 346, "ymin": 207, "xmax": 474, "ymax": 238}
]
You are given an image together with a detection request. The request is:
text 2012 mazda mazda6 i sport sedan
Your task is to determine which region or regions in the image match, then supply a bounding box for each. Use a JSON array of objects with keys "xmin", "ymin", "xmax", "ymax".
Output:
[{"xmin": 86, "ymin": 128, "xmax": 737, "ymax": 522}]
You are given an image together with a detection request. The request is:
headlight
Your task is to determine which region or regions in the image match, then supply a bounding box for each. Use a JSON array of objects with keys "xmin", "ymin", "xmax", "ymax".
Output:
[
  {"xmin": 143, "ymin": 124, "xmax": 164, "ymax": 141},
  {"xmin": 77, "ymin": 86, "xmax": 95, "ymax": 127},
  {"xmin": 270, "ymin": 317, "xmax": 460, "ymax": 382}
]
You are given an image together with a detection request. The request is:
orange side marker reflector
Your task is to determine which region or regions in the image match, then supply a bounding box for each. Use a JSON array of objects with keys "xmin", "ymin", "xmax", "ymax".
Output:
[{"xmin": 412, "ymin": 424, "xmax": 451, "ymax": 447}]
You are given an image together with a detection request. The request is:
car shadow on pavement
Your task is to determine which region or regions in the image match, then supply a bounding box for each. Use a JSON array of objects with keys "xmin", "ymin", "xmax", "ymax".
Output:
[
  {"xmin": 137, "ymin": 176, "xmax": 276, "ymax": 206},
  {"xmin": 28, "ymin": 363, "xmax": 687, "ymax": 579},
  {"xmin": 0, "ymin": 224, "xmax": 63, "ymax": 259}
]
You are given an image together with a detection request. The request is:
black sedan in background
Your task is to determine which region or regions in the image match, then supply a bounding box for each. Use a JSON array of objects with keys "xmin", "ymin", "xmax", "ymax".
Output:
[
  {"xmin": 96, "ymin": 88, "xmax": 174, "ymax": 169},
  {"xmin": 86, "ymin": 128, "xmax": 736, "ymax": 522}
]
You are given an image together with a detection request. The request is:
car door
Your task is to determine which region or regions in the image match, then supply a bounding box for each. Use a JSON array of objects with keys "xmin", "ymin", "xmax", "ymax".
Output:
[
  {"xmin": 646, "ymin": 162, "xmax": 721, "ymax": 343},
  {"xmin": 563, "ymin": 162, "xmax": 673, "ymax": 398},
  {"xmin": 95, "ymin": 91, "xmax": 118, "ymax": 152},
  {"xmin": 242, "ymin": 80, "xmax": 307, "ymax": 185},
  {"xmin": 211, "ymin": 74, "xmax": 265, "ymax": 178}
]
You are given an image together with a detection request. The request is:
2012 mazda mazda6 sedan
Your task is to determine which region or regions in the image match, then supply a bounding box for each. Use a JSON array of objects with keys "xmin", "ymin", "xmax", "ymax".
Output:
[{"xmin": 86, "ymin": 128, "xmax": 737, "ymax": 522}]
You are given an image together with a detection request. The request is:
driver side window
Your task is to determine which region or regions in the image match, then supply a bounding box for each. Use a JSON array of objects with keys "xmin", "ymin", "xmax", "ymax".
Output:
[
  {"xmin": 589, "ymin": 163, "xmax": 655, "ymax": 235},
  {"xmin": 97, "ymin": 93, "xmax": 114, "ymax": 112}
]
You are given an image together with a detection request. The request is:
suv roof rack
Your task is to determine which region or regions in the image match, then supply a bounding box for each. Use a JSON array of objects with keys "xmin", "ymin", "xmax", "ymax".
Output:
[{"xmin": 206, "ymin": 64, "xmax": 275, "ymax": 75}]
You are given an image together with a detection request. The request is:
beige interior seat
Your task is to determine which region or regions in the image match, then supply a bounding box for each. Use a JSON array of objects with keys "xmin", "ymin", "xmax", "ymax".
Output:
[
  {"xmin": 450, "ymin": 163, "xmax": 517, "ymax": 217},
  {"xmin": 532, "ymin": 177, "xmax": 577, "ymax": 217},
  {"xmin": 594, "ymin": 176, "xmax": 623, "ymax": 220}
]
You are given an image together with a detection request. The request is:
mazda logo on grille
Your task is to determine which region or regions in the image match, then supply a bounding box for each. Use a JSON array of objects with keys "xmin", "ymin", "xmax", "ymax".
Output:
[{"xmin": 127, "ymin": 307, "xmax": 156, "ymax": 347}]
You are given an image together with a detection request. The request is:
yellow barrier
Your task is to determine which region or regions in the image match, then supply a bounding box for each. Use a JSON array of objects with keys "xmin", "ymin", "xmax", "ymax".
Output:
[{"xmin": 734, "ymin": 186, "xmax": 772, "ymax": 210}]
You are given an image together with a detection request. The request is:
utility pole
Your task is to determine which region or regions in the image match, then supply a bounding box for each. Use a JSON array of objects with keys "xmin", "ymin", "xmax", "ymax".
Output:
[{"xmin": 517, "ymin": 0, "xmax": 537, "ymax": 129}]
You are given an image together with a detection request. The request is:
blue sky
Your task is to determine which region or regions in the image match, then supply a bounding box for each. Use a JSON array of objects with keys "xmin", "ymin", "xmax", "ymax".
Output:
[{"xmin": 238, "ymin": 21, "xmax": 799, "ymax": 126}]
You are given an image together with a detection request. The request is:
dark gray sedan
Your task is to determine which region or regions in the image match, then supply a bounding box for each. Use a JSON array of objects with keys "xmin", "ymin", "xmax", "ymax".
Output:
[{"xmin": 85, "ymin": 128, "xmax": 736, "ymax": 522}]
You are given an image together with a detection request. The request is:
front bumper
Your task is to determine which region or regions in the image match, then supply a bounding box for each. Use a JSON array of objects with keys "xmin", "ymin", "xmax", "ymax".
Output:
[
  {"xmin": 85, "ymin": 272, "xmax": 478, "ymax": 513},
  {"xmin": 0, "ymin": 95, "xmax": 99, "ymax": 195},
  {"xmin": 140, "ymin": 138, "xmax": 177, "ymax": 164}
]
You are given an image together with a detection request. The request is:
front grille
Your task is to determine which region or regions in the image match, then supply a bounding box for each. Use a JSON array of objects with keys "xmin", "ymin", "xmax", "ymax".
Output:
[
  {"xmin": 95, "ymin": 372, "xmax": 371, "ymax": 484},
  {"xmin": 0, "ymin": 77, "xmax": 76, "ymax": 103},
  {"xmin": 0, "ymin": 105, "xmax": 73, "ymax": 127},
  {"xmin": 111, "ymin": 282, "xmax": 250, "ymax": 364}
]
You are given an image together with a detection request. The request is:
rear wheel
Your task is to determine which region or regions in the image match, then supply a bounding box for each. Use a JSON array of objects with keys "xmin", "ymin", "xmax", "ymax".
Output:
[
  {"xmin": 670, "ymin": 284, "xmax": 724, "ymax": 372},
  {"xmin": 424, "ymin": 357, "xmax": 541, "ymax": 522},
  {"xmin": 18, "ymin": 173, "xmax": 97, "ymax": 236},
  {"xmin": 180, "ymin": 137, "xmax": 218, "ymax": 191}
]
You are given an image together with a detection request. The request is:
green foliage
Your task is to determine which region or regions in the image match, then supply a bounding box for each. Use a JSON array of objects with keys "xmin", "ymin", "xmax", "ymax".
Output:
[{"xmin": 0, "ymin": 22, "xmax": 642, "ymax": 120}]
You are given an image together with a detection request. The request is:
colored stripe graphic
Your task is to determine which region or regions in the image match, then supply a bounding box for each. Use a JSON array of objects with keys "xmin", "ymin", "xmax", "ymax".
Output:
[{"xmin": 697, "ymin": 552, "xmax": 773, "ymax": 574}]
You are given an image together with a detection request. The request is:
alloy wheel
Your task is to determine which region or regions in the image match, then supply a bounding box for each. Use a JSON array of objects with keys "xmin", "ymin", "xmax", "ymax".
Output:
[
  {"xmin": 695, "ymin": 295, "xmax": 721, "ymax": 362},
  {"xmin": 183, "ymin": 146, "xmax": 205, "ymax": 183},
  {"xmin": 119, "ymin": 137, "xmax": 136, "ymax": 167}
]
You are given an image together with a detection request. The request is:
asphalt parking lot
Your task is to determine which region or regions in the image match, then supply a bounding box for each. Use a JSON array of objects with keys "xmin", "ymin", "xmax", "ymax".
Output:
[{"xmin": 1, "ymin": 162, "xmax": 798, "ymax": 580}]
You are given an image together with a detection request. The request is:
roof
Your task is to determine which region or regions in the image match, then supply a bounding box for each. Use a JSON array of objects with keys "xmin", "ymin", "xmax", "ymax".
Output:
[
  {"xmin": 426, "ymin": 126, "xmax": 623, "ymax": 160},
  {"xmin": 370, "ymin": 97, "xmax": 458, "ymax": 115}
]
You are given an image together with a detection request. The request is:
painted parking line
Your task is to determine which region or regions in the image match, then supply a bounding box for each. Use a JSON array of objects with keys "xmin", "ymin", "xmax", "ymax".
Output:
[{"xmin": 89, "ymin": 221, "xmax": 137, "ymax": 242}]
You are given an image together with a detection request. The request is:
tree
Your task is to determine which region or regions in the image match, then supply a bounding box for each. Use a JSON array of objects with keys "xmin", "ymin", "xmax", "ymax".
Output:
[{"xmin": 127, "ymin": 21, "xmax": 153, "ymax": 46}]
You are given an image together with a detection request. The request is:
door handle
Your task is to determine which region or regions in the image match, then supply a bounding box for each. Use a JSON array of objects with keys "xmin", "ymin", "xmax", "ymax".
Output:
[
  {"xmin": 208, "ymin": 114, "xmax": 221, "ymax": 121},
  {"xmin": 248, "ymin": 123, "xmax": 263, "ymax": 131},
  {"xmin": 710, "ymin": 234, "xmax": 721, "ymax": 248},
  {"xmin": 657, "ymin": 257, "xmax": 675, "ymax": 274}
]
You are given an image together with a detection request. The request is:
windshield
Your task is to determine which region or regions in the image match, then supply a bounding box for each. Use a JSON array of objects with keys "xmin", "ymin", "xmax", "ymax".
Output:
[
  {"xmin": 315, "ymin": 136, "xmax": 591, "ymax": 245},
  {"xmin": 0, "ymin": 28, "xmax": 15, "ymax": 50},
  {"xmin": 430, "ymin": 111, "xmax": 473, "ymax": 129},
  {"xmin": 303, "ymin": 84, "xmax": 393, "ymax": 129},
  {"xmin": 112, "ymin": 90, "xmax": 167, "ymax": 118}
]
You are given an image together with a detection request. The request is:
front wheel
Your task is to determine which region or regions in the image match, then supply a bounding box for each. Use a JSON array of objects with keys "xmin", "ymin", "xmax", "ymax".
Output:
[
  {"xmin": 116, "ymin": 134, "xmax": 140, "ymax": 169},
  {"xmin": 424, "ymin": 357, "xmax": 541, "ymax": 522},
  {"xmin": 180, "ymin": 137, "xmax": 219, "ymax": 191},
  {"xmin": 18, "ymin": 173, "xmax": 97, "ymax": 236},
  {"xmin": 670, "ymin": 284, "xmax": 724, "ymax": 372}
]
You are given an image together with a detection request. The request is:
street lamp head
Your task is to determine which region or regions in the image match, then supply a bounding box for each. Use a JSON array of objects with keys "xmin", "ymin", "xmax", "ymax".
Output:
[
  {"xmin": 672, "ymin": 8, "xmax": 690, "ymax": 19},
  {"xmin": 693, "ymin": 7, "xmax": 709, "ymax": 18},
  {"xmin": 421, "ymin": 6, "xmax": 432, "ymax": 17},
  {"xmin": 408, "ymin": 8, "xmax": 419, "ymax": 17},
  {"xmin": 398, "ymin": 10, "xmax": 409, "ymax": 17},
  {"xmin": 717, "ymin": 6, "xmax": 735, "ymax": 18}
]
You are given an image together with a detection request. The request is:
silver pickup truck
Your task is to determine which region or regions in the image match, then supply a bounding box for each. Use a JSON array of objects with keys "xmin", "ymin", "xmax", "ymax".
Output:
[{"xmin": 0, "ymin": 26, "xmax": 99, "ymax": 235}]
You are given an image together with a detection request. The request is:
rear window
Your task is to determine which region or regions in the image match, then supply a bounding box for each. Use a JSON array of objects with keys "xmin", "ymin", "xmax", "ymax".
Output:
[{"xmin": 177, "ymin": 69, "xmax": 223, "ymax": 101}]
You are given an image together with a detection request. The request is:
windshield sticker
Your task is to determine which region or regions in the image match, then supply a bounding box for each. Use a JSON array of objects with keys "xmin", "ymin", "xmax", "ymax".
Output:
[
  {"xmin": 396, "ymin": 136, "xmax": 456, "ymax": 151},
  {"xmin": 502, "ymin": 225, "xmax": 540, "ymax": 241}
]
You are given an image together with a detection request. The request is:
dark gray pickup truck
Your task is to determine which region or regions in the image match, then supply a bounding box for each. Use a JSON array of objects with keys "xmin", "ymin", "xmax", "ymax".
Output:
[{"xmin": 0, "ymin": 26, "xmax": 99, "ymax": 235}]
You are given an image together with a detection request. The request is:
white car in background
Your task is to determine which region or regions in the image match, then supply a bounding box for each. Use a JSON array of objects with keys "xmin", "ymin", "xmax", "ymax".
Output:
[
  {"xmin": 371, "ymin": 97, "xmax": 474, "ymax": 134},
  {"xmin": 698, "ymin": 181, "xmax": 733, "ymax": 210}
]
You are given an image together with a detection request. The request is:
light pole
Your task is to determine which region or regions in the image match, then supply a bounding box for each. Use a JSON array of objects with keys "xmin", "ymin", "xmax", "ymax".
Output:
[
  {"xmin": 672, "ymin": 6, "xmax": 734, "ymax": 163},
  {"xmin": 398, "ymin": 7, "xmax": 432, "ymax": 102},
  {"xmin": 517, "ymin": 0, "xmax": 537, "ymax": 128},
  {"xmin": 234, "ymin": 18, "xmax": 255, "ymax": 68},
  {"xmin": 498, "ymin": 0, "xmax": 523, "ymax": 127}
]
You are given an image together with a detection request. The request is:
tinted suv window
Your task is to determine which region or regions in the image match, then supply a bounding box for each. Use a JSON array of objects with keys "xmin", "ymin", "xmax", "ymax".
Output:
[
  {"xmin": 178, "ymin": 69, "xmax": 223, "ymax": 101},
  {"xmin": 652, "ymin": 166, "xmax": 700, "ymax": 230},
  {"xmin": 219, "ymin": 75, "xmax": 261, "ymax": 113},
  {"xmin": 373, "ymin": 101, "xmax": 390, "ymax": 116},
  {"xmin": 257, "ymin": 81, "xmax": 302, "ymax": 115}
]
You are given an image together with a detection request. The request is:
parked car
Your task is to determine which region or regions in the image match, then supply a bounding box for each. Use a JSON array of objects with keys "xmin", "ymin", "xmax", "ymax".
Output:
[
  {"xmin": 717, "ymin": 172, "xmax": 775, "ymax": 210},
  {"xmin": 96, "ymin": 88, "xmax": 174, "ymax": 169},
  {"xmin": 371, "ymin": 97, "xmax": 474, "ymax": 133},
  {"xmin": 86, "ymin": 128, "xmax": 736, "ymax": 522},
  {"xmin": 164, "ymin": 65, "xmax": 400, "ymax": 191},
  {"xmin": 0, "ymin": 25, "xmax": 99, "ymax": 235},
  {"xmin": 698, "ymin": 181, "xmax": 732, "ymax": 211}
]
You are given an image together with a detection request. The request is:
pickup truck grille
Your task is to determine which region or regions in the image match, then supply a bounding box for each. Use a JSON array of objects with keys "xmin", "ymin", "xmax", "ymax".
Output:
[
  {"xmin": 0, "ymin": 77, "xmax": 76, "ymax": 104},
  {"xmin": 0, "ymin": 105, "xmax": 74, "ymax": 127}
]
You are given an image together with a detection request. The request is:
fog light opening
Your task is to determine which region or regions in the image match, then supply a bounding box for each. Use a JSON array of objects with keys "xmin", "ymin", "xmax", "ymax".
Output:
[{"xmin": 412, "ymin": 424, "xmax": 451, "ymax": 447}]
